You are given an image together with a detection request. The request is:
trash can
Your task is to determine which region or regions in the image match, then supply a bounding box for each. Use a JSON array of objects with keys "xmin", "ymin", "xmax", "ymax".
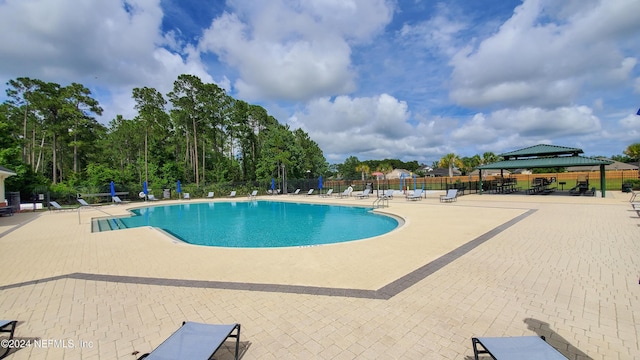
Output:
[
  {"xmin": 622, "ymin": 183, "xmax": 632, "ymax": 193},
  {"xmin": 7, "ymin": 192, "xmax": 20, "ymax": 213},
  {"xmin": 163, "ymin": 189, "xmax": 171, "ymax": 199}
]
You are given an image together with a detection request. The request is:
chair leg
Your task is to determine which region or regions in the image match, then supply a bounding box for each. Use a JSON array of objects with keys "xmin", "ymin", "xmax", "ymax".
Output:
[{"xmin": 0, "ymin": 321, "xmax": 17, "ymax": 360}]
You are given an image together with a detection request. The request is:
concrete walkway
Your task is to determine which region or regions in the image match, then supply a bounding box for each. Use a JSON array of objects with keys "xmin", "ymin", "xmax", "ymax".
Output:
[{"xmin": 0, "ymin": 191, "xmax": 638, "ymax": 359}]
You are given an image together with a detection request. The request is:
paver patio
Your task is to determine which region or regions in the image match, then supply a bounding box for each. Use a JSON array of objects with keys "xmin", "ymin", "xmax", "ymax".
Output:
[{"xmin": 0, "ymin": 192, "xmax": 638, "ymax": 359}]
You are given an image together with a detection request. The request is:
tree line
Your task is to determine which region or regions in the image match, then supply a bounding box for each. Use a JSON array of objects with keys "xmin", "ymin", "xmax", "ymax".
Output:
[{"xmin": 0, "ymin": 75, "xmax": 327, "ymax": 198}]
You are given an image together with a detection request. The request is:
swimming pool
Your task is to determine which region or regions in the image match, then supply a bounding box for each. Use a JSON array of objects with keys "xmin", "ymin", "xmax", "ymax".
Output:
[{"xmin": 105, "ymin": 201, "xmax": 399, "ymax": 248}]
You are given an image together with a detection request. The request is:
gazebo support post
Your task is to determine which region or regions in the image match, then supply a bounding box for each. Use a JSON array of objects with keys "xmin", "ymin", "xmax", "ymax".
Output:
[{"xmin": 600, "ymin": 164, "xmax": 606, "ymax": 198}]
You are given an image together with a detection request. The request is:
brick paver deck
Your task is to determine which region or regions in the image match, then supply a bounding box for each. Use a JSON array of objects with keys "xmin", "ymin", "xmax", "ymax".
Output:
[{"xmin": 0, "ymin": 192, "xmax": 638, "ymax": 359}]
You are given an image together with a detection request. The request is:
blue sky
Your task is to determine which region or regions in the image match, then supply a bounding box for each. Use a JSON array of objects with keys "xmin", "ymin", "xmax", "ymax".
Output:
[{"xmin": 1, "ymin": 0, "xmax": 639, "ymax": 165}]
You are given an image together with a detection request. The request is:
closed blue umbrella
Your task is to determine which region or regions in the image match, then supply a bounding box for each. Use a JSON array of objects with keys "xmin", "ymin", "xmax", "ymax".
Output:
[
  {"xmin": 318, "ymin": 175, "xmax": 323, "ymax": 190},
  {"xmin": 177, "ymin": 180, "xmax": 181, "ymax": 194},
  {"xmin": 400, "ymin": 173, "xmax": 404, "ymax": 191},
  {"xmin": 413, "ymin": 174, "xmax": 417, "ymax": 190},
  {"xmin": 110, "ymin": 181, "xmax": 116, "ymax": 197},
  {"xmin": 271, "ymin": 178, "xmax": 275, "ymax": 191},
  {"xmin": 143, "ymin": 181, "xmax": 148, "ymax": 197}
]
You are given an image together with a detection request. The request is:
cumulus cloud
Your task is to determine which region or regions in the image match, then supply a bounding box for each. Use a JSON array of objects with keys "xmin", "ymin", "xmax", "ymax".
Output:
[
  {"xmin": 198, "ymin": 0, "xmax": 394, "ymax": 101},
  {"xmin": 288, "ymin": 94, "xmax": 451, "ymax": 162},
  {"xmin": 451, "ymin": 106, "xmax": 602, "ymax": 151},
  {"xmin": 0, "ymin": 0, "xmax": 214, "ymax": 121},
  {"xmin": 449, "ymin": 0, "xmax": 640, "ymax": 109}
]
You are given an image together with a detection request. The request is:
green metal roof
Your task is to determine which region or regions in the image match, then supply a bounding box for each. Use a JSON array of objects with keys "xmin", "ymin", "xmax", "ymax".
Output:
[
  {"xmin": 477, "ymin": 155, "xmax": 613, "ymax": 170},
  {"xmin": 500, "ymin": 144, "xmax": 583, "ymax": 159}
]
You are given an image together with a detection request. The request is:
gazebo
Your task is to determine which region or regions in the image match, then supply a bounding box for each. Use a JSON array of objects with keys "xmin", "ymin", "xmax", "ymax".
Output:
[{"xmin": 475, "ymin": 144, "xmax": 613, "ymax": 198}]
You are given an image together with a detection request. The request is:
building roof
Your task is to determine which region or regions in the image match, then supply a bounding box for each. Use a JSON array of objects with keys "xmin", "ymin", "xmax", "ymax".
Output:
[
  {"xmin": 500, "ymin": 144, "xmax": 583, "ymax": 159},
  {"xmin": 567, "ymin": 159, "xmax": 638, "ymax": 172},
  {"xmin": 0, "ymin": 166, "xmax": 17, "ymax": 176}
]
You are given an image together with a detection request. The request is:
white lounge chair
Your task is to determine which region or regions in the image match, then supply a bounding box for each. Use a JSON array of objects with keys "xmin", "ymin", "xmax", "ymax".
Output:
[
  {"xmin": 206, "ymin": 192, "xmax": 215, "ymax": 198},
  {"xmin": 381, "ymin": 189, "xmax": 394, "ymax": 199},
  {"xmin": 356, "ymin": 188, "xmax": 371, "ymax": 199},
  {"xmin": 146, "ymin": 195, "xmax": 158, "ymax": 201},
  {"xmin": 113, "ymin": 195, "xmax": 131, "ymax": 203},
  {"xmin": 228, "ymin": 191, "xmax": 237, "ymax": 198},
  {"xmin": 289, "ymin": 189, "xmax": 301, "ymax": 195},
  {"xmin": 337, "ymin": 186, "xmax": 353, "ymax": 198},
  {"xmin": 321, "ymin": 189, "xmax": 333, "ymax": 197},
  {"xmin": 137, "ymin": 321, "xmax": 241, "ymax": 360},
  {"xmin": 248, "ymin": 190, "xmax": 258, "ymax": 199},
  {"xmin": 304, "ymin": 189, "xmax": 314, "ymax": 196},
  {"xmin": 440, "ymin": 189, "xmax": 458, "ymax": 202},
  {"xmin": 77, "ymin": 198, "xmax": 93, "ymax": 207},
  {"xmin": 407, "ymin": 189, "xmax": 423, "ymax": 201},
  {"xmin": 183, "ymin": 193, "xmax": 190, "ymax": 200},
  {"xmin": 49, "ymin": 201, "xmax": 73, "ymax": 211}
]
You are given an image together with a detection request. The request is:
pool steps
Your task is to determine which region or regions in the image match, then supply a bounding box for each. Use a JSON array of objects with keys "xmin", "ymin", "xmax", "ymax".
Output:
[{"xmin": 92, "ymin": 217, "xmax": 127, "ymax": 232}]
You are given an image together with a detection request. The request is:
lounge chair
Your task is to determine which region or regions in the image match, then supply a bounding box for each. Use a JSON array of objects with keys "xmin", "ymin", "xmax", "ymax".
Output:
[
  {"xmin": 0, "ymin": 320, "xmax": 17, "ymax": 359},
  {"xmin": 77, "ymin": 198, "xmax": 93, "ymax": 207},
  {"xmin": 320, "ymin": 189, "xmax": 333, "ymax": 197},
  {"xmin": 380, "ymin": 189, "xmax": 394, "ymax": 199},
  {"xmin": 137, "ymin": 321, "xmax": 241, "ymax": 360},
  {"xmin": 584, "ymin": 187, "xmax": 596, "ymax": 196},
  {"xmin": 113, "ymin": 195, "xmax": 131, "ymax": 203},
  {"xmin": 183, "ymin": 193, "xmax": 191, "ymax": 200},
  {"xmin": 289, "ymin": 189, "xmax": 301, "ymax": 196},
  {"xmin": 407, "ymin": 189, "xmax": 423, "ymax": 201},
  {"xmin": 248, "ymin": 190, "xmax": 258, "ymax": 199},
  {"xmin": 440, "ymin": 189, "xmax": 458, "ymax": 202},
  {"xmin": 337, "ymin": 186, "xmax": 353, "ymax": 198},
  {"xmin": 146, "ymin": 195, "xmax": 158, "ymax": 201},
  {"xmin": 49, "ymin": 201, "xmax": 63, "ymax": 210},
  {"xmin": 472, "ymin": 336, "xmax": 567, "ymax": 360},
  {"xmin": 206, "ymin": 192, "xmax": 215, "ymax": 198},
  {"xmin": 304, "ymin": 189, "xmax": 314, "ymax": 196},
  {"xmin": 356, "ymin": 188, "xmax": 371, "ymax": 199},
  {"xmin": 228, "ymin": 191, "xmax": 236, "ymax": 198}
]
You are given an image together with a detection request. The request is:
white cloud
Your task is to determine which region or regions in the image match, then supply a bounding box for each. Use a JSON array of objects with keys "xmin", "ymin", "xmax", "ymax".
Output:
[
  {"xmin": 288, "ymin": 94, "xmax": 450, "ymax": 162},
  {"xmin": 0, "ymin": 0, "xmax": 215, "ymax": 122},
  {"xmin": 452, "ymin": 106, "xmax": 601, "ymax": 151},
  {"xmin": 198, "ymin": 0, "xmax": 394, "ymax": 102},
  {"xmin": 449, "ymin": 0, "xmax": 640, "ymax": 109}
]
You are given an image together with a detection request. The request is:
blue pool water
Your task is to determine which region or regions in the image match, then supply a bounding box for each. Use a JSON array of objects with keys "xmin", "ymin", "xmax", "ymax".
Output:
[{"xmin": 117, "ymin": 201, "xmax": 399, "ymax": 248}]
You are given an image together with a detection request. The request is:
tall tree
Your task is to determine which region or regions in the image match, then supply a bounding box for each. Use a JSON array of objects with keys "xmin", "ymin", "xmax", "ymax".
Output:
[
  {"xmin": 132, "ymin": 87, "xmax": 168, "ymax": 188},
  {"xmin": 63, "ymin": 83, "xmax": 103, "ymax": 174},
  {"xmin": 5, "ymin": 77, "xmax": 40, "ymax": 164},
  {"xmin": 168, "ymin": 74, "xmax": 204, "ymax": 185}
]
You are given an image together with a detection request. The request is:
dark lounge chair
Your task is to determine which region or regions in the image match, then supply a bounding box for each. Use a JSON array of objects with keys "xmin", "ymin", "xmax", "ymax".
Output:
[
  {"xmin": 138, "ymin": 321, "xmax": 241, "ymax": 360},
  {"xmin": 0, "ymin": 320, "xmax": 17, "ymax": 359},
  {"xmin": 0, "ymin": 206, "xmax": 13, "ymax": 216},
  {"xmin": 472, "ymin": 336, "xmax": 567, "ymax": 360}
]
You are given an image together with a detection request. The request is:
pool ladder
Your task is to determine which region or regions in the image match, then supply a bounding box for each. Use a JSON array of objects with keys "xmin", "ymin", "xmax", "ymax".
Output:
[{"xmin": 372, "ymin": 197, "xmax": 389, "ymax": 208}]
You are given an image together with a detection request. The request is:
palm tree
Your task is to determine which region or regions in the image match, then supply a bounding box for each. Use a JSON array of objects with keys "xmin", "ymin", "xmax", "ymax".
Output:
[
  {"xmin": 439, "ymin": 153, "xmax": 462, "ymax": 179},
  {"xmin": 479, "ymin": 152, "xmax": 500, "ymax": 180},
  {"xmin": 355, "ymin": 163, "xmax": 370, "ymax": 182}
]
